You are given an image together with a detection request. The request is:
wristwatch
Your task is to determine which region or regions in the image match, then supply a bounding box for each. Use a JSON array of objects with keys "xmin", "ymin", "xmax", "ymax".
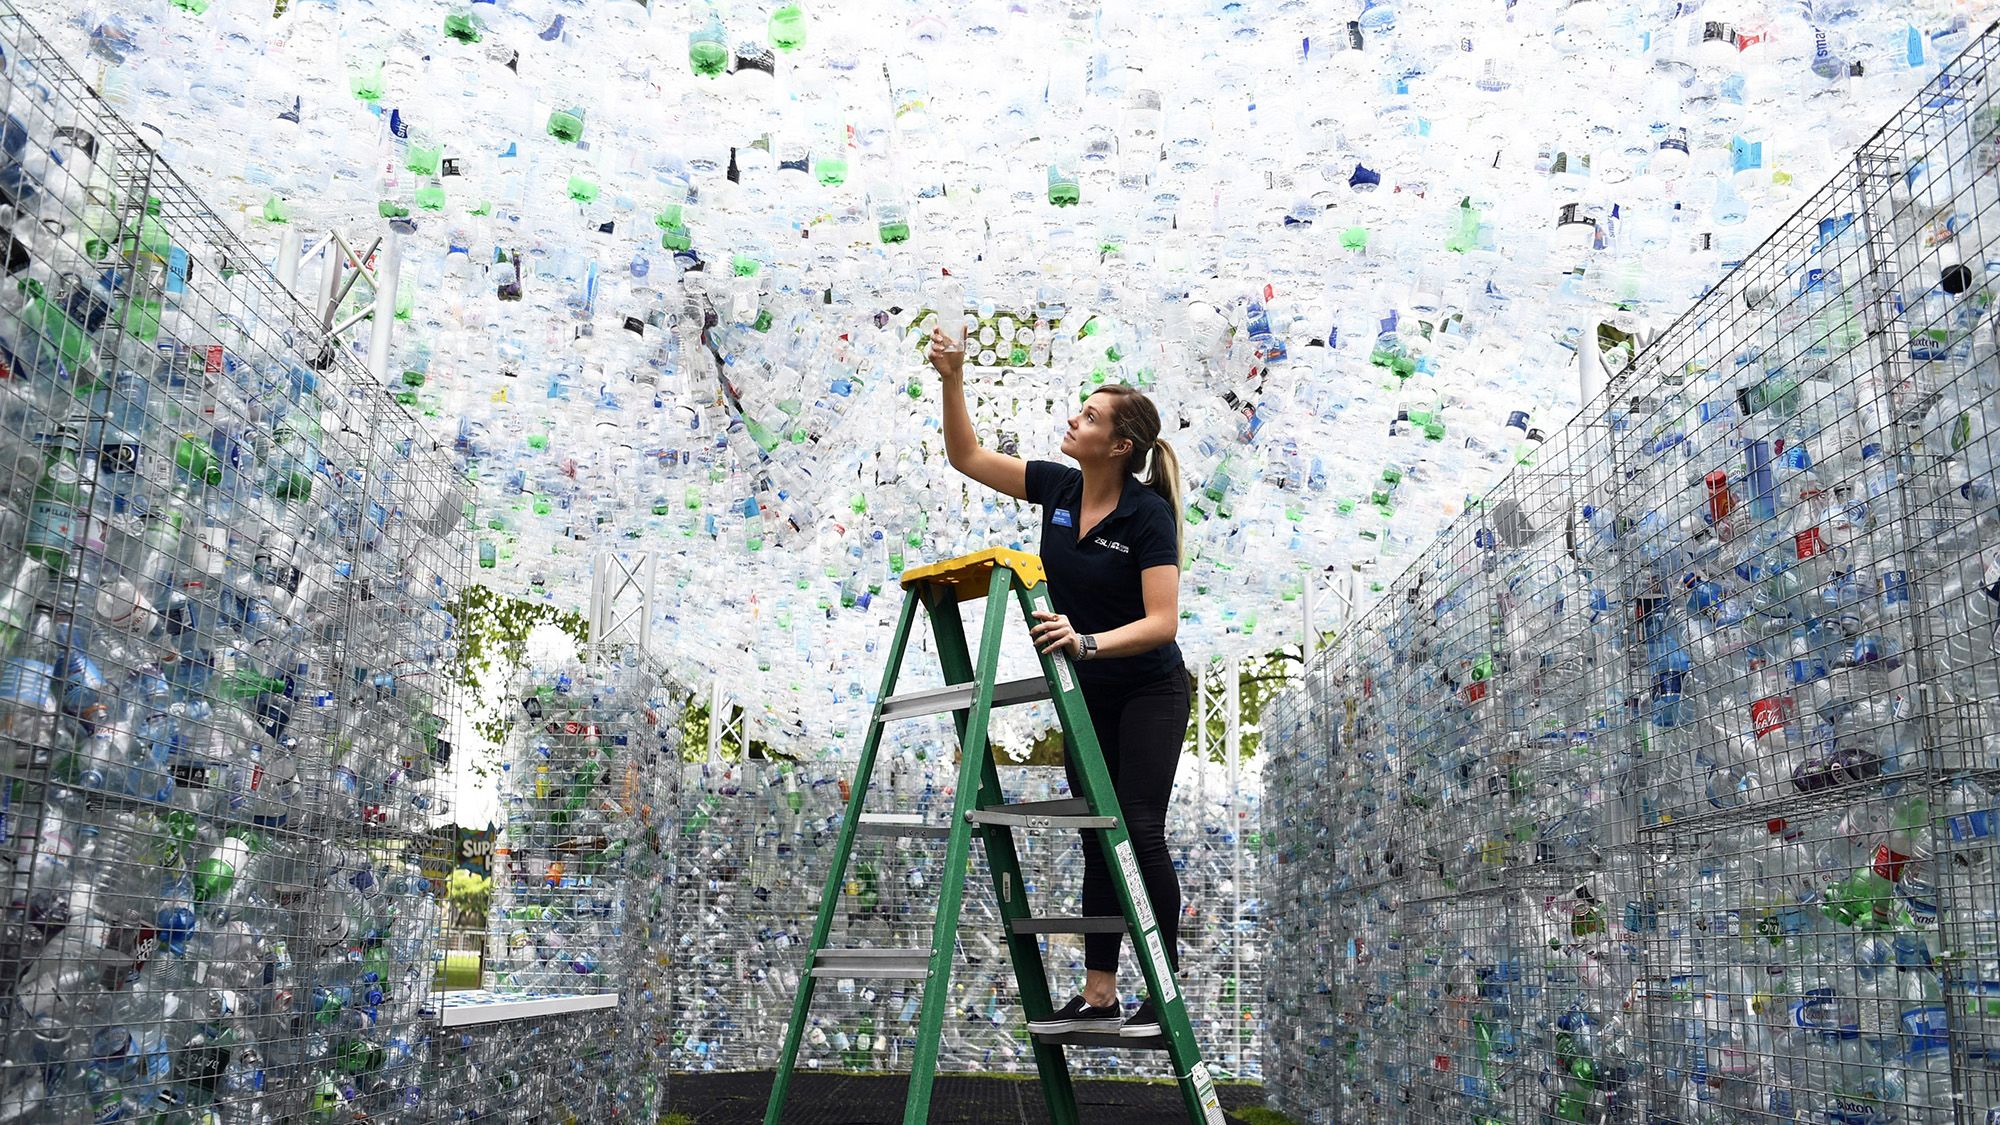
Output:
[{"xmin": 1076, "ymin": 634, "xmax": 1098, "ymax": 661}]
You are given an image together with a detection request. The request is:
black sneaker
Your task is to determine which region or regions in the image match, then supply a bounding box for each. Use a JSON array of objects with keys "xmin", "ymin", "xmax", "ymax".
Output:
[
  {"xmin": 1027, "ymin": 995, "xmax": 1123, "ymax": 1034},
  {"xmin": 1120, "ymin": 998, "xmax": 1162, "ymax": 1038}
]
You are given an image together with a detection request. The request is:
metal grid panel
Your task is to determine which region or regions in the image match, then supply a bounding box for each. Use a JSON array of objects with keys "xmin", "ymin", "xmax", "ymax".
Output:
[
  {"xmin": 461, "ymin": 656, "xmax": 685, "ymax": 1123},
  {"xmin": 1264, "ymin": 20, "xmax": 2000, "ymax": 1125},
  {"xmin": 0, "ymin": 2, "xmax": 499, "ymax": 1120},
  {"xmin": 488, "ymin": 659, "xmax": 666, "ymax": 998},
  {"xmin": 425, "ymin": 1005, "xmax": 646, "ymax": 1125}
]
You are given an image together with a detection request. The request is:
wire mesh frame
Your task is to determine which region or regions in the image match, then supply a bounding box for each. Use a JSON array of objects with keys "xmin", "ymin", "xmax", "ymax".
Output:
[
  {"xmin": 1259, "ymin": 19, "xmax": 2000, "ymax": 1125},
  {"xmin": 0, "ymin": 31, "xmax": 176, "ymax": 1123},
  {"xmin": 1260, "ymin": 681, "xmax": 1335, "ymax": 1119},
  {"xmin": 453, "ymin": 655, "xmax": 686, "ymax": 1125},
  {"xmin": 0, "ymin": 0, "xmax": 480, "ymax": 1119}
]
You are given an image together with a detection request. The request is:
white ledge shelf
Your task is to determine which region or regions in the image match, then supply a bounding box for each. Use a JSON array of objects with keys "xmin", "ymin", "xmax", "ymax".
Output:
[{"xmin": 437, "ymin": 990, "xmax": 621, "ymax": 1027}]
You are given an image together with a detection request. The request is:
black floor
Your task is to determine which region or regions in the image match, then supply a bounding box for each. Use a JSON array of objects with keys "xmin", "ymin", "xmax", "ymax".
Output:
[{"xmin": 669, "ymin": 1070, "xmax": 1268, "ymax": 1124}]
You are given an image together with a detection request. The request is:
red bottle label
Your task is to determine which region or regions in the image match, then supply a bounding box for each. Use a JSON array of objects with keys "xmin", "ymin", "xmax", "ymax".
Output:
[
  {"xmin": 1872, "ymin": 844, "xmax": 1910, "ymax": 882},
  {"xmin": 1750, "ymin": 695, "xmax": 1796, "ymax": 737}
]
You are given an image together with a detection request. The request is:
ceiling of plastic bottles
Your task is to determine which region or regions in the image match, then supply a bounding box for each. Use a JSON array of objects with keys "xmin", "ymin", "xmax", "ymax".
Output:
[{"xmin": 29, "ymin": 0, "xmax": 1978, "ymax": 749}]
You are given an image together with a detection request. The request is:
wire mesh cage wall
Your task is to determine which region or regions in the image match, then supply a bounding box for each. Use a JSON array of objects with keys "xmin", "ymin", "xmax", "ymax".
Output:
[
  {"xmin": 426, "ymin": 1005, "xmax": 657, "ymax": 1125},
  {"xmin": 667, "ymin": 728, "xmax": 1266, "ymax": 1083},
  {"xmin": 1264, "ymin": 20, "xmax": 2000, "ymax": 1125},
  {"xmin": 0, "ymin": 1, "xmax": 485, "ymax": 1119},
  {"xmin": 486, "ymin": 656, "xmax": 684, "ymax": 1001},
  {"xmin": 427, "ymin": 654, "xmax": 686, "ymax": 1125}
]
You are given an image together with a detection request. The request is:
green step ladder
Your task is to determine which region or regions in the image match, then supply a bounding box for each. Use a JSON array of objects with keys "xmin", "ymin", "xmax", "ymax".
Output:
[{"xmin": 763, "ymin": 547, "xmax": 1225, "ymax": 1125}]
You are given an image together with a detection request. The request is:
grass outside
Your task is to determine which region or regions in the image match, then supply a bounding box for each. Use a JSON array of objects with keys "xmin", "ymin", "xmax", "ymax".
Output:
[{"xmin": 1231, "ymin": 1108, "xmax": 1305, "ymax": 1125}]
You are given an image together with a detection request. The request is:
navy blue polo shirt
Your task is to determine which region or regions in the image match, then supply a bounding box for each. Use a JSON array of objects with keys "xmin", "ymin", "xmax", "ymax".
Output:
[{"xmin": 1024, "ymin": 459, "xmax": 1186, "ymax": 692}]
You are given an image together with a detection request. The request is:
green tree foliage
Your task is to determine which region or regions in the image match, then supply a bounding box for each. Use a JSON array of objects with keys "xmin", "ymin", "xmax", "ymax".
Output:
[
  {"xmin": 453, "ymin": 585, "xmax": 1307, "ymax": 768},
  {"xmin": 677, "ymin": 698, "xmax": 780, "ymax": 763},
  {"xmin": 446, "ymin": 586, "xmax": 589, "ymax": 757}
]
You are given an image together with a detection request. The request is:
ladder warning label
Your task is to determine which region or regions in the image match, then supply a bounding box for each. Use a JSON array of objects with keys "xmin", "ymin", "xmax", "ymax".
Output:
[
  {"xmin": 1144, "ymin": 930, "xmax": 1179, "ymax": 1004},
  {"xmin": 1113, "ymin": 842, "xmax": 1156, "ymax": 932},
  {"xmin": 1190, "ymin": 1062, "xmax": 1223, "ymax": 1124}
]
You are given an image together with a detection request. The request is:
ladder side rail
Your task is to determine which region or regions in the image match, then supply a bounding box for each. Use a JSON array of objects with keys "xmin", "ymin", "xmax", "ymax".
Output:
[
  {"xmin": 763, "ymin": 592, "xmax": 928, "ymax": 1125},
  {"xmin": 1017, "ymin": 579, "xmax": 1227, "ymax": 1124},
  {"xmin": 899, "ymin": 567, "xmax": 1016, "ymax": 1125},
  {"xmin": 923, "ymin": 574, "xmax": 1083, "ymax": 1125}
]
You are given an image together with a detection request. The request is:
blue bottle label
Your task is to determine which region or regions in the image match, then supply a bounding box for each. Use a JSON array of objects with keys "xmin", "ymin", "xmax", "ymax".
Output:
[
  {"xmin": 1901, "ymin": 1006, "xmax": 1948, "ymax": 1051},
  {"xmin": 1949, "ymin": 808, "xmax": 1994, "ymax": 841}
]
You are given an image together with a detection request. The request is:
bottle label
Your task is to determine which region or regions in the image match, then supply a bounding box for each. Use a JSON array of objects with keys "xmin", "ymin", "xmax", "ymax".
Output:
[
  {"xmin": 1957, "ymin": 979, "xmax": 2000, "ymax": 1020},
  {"xmin": 1790, "ymin": 655, "xmax": 1827, "ymax": 685},
  {"xmin": 1871, "ymin": 844, "xmax": 1910, "ymax": 881},
  {"xmin": 103, "ymin": 922, "xmax": 160, "ymax": 989},
  {"xmin": 0, "ymin": 658, "xmax": 56, "ymax": 711},
  {"xmin": 1881, "ymin": 569, "xmax": 1909, "ymax": 606},
  {"xmin": 1792, "ymin": 986, "xmax": 1835, "ymax": 1029},
  {"xmin": 98, "ymin": 443, "xmax": 140, "ymax": 474},
  {"xmin": 1901, "ymin": 1005, "xmax": 1948, "ymax": 1051},
  {"xmin": 1949, "ymin": 808, "xmax": 1995, "ymax": 841},
  {"xmin": 1795, "ymin": 527, "xmax": 1825, "ymax": 558},
  {"xmin": 27, "ymin": 500, "xmax": 76, "ymax": 550},
  {"xmin": 1751, "ymin": 695, "xmax": 1796, "ymax": 737}
]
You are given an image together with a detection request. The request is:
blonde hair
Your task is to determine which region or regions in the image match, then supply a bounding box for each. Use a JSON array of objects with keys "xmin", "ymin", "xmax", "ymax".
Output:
[{"xmin": 1089, "ymin": 384, "xmax": 1184, "ymax": 562}]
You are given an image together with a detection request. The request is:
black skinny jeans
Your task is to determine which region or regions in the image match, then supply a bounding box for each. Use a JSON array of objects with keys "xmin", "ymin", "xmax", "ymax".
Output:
[{"xmin": 1064, "ymin": 671, "xmax": 1190, "ymax": 976}]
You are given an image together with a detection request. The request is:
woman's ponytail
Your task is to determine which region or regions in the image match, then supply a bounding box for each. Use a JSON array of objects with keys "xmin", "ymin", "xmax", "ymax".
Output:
[
  {"xmin": 1146, "ymin": 437, "xmax": 1185, "ymax": 562},
  {"xmin": 1095, "ymin": 382, "xmax": 1185, "ymax": 564}
]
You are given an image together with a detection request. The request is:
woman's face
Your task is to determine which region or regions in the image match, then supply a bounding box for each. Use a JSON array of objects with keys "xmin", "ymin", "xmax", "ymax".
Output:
[{"xmin": 1061, "ymin": 392, "xmax": 1132, "ymax": 466}]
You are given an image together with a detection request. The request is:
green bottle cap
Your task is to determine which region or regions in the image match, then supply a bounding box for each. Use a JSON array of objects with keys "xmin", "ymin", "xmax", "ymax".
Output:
[
  {"xmin": 194, "ymin": 856, "xmax": 237, "ymax": 903},
  {"xmin": 194, "ymin": 834, "xmax": 257, "ymax": 901}
]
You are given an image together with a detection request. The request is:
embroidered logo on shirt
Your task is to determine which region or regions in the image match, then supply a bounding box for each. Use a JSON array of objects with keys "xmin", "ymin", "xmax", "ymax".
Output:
[
  {"xmin": 1092, "ymin": 538, "xmax": 1129, "ymax": 553},
  {"xmin": 1052, "ymin": 508, "xmax": 1074, "ymax": 527}
]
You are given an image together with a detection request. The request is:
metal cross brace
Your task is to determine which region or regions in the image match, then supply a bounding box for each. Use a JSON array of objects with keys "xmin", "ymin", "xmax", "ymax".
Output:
[{"xmin": 587, "ymin": 551, "xmax": 657, "ymax": 667}]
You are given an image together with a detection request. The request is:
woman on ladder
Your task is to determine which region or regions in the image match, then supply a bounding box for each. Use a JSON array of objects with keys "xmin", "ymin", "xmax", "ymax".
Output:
[{"xmin": 926, "ymin": 323, "xmax": 1189, "ymax": 1039}]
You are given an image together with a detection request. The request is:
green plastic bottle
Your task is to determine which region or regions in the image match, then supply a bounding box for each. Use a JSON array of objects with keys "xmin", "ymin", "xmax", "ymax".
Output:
[
  {"xmin": 814, "ymin": 122, "xmax": 849, "ymax": 185},
  {"xmin": 24, "ymin": 434, "xmax": 83, "ymax": 571},
  {"xmin": 876, "ymin": 200, "xmax": 910, "ymax": 244},
  {"xmin": 23, "ymin": 293, "xmax": 93, "ymax": 384},
  {"xmin": 443, "ymin": 10, "xmax": 484, "ymax": 43},
  {"xmin": 1047, "ymin": 162, "xmax": 1080, "ymax": 207},
  {"xmin": 547, "ymin": 103, "xmax": 586, "ymax": 144},
  {"xmin": 689, "ymin": 7, "xmax": 729, "ymax": 76},
  {"xmin": 768, "ymin": 3, "xmax": 805, "ymax": 50},
  {"xmin": 350, "ymin": 61, "xmax": 385, "ymax": 102},
  {"xmin": 194, "ymin": 832, "xmax": 259, "ymax": 903},
  {"xmin": 405, "ymin": 141, "xmax": 443, "ymax": 176},
  {"xmin": 223, "ymin": 669, "xmax": 289, "ymax": 701},
  {"xmin": 174, "ymin": 433, "xmax": 223, "ymax": 487},
  {"xmin": 1445, "ymin": 195, "xmax": 1480, "ymax": 253}
]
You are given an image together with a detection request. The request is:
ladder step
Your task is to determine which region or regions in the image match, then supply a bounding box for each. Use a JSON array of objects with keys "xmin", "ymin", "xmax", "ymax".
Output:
[
  {"xmin": 879, "ymin": 676, "xmax": 1050, "ymax": 721},
  {"xmin": 968, "ymin": 798, "xmax": 1116, "ymax": 831},
  {"xmin": 857, "ymin": 813, "xmax": 952, "ymax": 840},
  {"xmin": 810, "ymin": 948, "xmax": 933, "ymax": 978},
  {"xmin": 1031, "ymin": 1029, "xmax": 1170, "ymax": 1050},
  {"xmin": 1009, "ymin": 916, "xmax": 1129, "ymax": 935}
]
